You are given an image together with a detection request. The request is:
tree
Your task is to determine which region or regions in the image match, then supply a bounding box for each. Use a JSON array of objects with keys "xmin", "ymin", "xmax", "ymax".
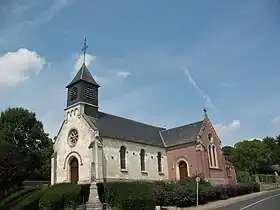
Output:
[
  {"xmin": 262, "ymin": 136, "xmax": 280, "ymax": 165},
  {"xmin": 0, "ymin": 107, "xmax": 53, "ymax": 181},
  {"xmin": 230, "ymin": 139, "xmax": 272, "ymax": 174},
  {"xmin": 222, "ymin": 146, "xmax": 235, "ymax": 162}
]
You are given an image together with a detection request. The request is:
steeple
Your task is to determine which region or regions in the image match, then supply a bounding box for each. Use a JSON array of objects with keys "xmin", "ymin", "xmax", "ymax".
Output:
[
  {"xmin": 66, "ymin": 38, "xmax": 100, "ymax": 118},
  {"xmin": 66, "ymin": 63, "xmax": 100, "ymax": 88}
]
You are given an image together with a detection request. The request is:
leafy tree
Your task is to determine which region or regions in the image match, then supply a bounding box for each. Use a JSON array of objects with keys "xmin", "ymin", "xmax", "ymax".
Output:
[
  {"xmin": 0, "ymin": 141, "xmax": 30, "ymax": 198},
  {"xmin": 230, "ymin": 139, "xmax": 272, "ymax": 174},
  {"xmin": 262, "ymin": 136, "xmax": 280, "ymax": 165},
  {"xmin": 0, "ymin": 107, "xmax": 53, "ymax": 181},
  {"xmin": 222, "ymin": 146, "xmax": 235, "ymax": 162}
]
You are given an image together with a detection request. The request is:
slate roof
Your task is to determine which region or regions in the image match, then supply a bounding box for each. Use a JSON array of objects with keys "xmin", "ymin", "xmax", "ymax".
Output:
[
  {"xmin": 85, "ymin": 111, "xmax": 204, "ymax": 148},
  {"xmin": 160, "ymin": 121, "xmax": 204, "ymax": 147},
  {"xmin": 66, "ymin": 63, "xmax": 100, "ymax": 88}
]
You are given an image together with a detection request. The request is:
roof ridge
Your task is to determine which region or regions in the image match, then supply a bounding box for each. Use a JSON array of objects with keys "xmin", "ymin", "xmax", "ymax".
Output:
[
  {"xmin": 98, "ymin": 111, "xmax": 166, "ymax": 130},
  {"xmin": 163, "ymin": 120, "xmax": 204, "ymax": 132}
]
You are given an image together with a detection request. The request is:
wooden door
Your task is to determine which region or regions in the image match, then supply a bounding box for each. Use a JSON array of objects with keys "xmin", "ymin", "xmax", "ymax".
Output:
[
  {"xmin": 70, "ymin": 157, "xmax": 79, "ymax": 184},
  {"xmin": 179, "ymin": 161, "xmax": 188, "ymax": 180}
]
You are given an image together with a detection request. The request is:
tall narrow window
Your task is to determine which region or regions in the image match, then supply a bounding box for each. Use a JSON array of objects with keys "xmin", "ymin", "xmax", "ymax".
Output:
[
  {"xmin": 120, "ymin": 146, "xmax": 126, "ymax": 170},
  {"xmin": 140, "ymin": 149, "xmax": 145, "ymax": 171},
  {"xmin": 208, "ymin": 145, "xmax": 213, "ymax": 166},
  {"xmin": 212, "ymin": 145, "xmax": 217, "ymax": 167},
  {"xmin": 157, "ymin": 152, "xmax": 162, "ymax": 172}
]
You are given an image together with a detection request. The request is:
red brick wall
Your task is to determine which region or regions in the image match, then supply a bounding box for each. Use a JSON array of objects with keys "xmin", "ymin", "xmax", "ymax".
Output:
[
  {"xmin": 166, "ymin": 144, "xmax": 200, "ymax": 180},
  {"xmin": 165, "ymin": 117, "xmax": 237, "ymax": 184},
  {"xmin": 199, "ymin": 118, "xmax": 227, "ymax": 179}
]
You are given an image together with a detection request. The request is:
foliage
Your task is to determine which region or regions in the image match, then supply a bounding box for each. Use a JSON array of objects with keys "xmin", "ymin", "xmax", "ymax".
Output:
[
  {"xmin": 0, "ymin": 107, "xmax": 53, "ymax": 198},
  {"xmin": 38, "ymin": 183, "xmax": 90, "ymax": 210},
  {"xmin": 12, "ymin": 188, "xmax": 46, "ymax": 210},
  {"xmin": 0, "ymin": 142, "xmax": 30, "ymax": 199},
  {"xmin": 0, "ymin": 186, "xmax": 40, "ymax": 210},
  {"xmin": 100, "ymin": 179, "xmax": 259, "ymax": 209},
  {"xmin": 223, "ymin": 136, "xmax": 280, "ymax": 176},
  {"xmin": 1, "ymin": 183, "xmax": 90, "ymax": 210},
  {"xmin": 104, "ymin": 181, "xmax": 156, "ymax": 210}
]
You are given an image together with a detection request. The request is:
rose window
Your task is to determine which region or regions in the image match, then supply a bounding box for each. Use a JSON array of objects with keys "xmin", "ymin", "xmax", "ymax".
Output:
[{"xmin": 68, "ymin": 129, "xmax": 79, "ymax": 147}]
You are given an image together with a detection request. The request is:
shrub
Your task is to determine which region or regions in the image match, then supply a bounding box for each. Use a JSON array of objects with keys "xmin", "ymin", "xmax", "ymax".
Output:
[
  {"xmin": 39, "ymin": 183, "xmax": 82, "ymax": 209},
  {"xmin": 0, "ymin": 186, "xmax": 40, "ymax": 210},
  {"xmin": 12, "ymin": 188, "xmax": 46, "ymax": 210},
  {"xmin": 105, "ymin": 181, "xmax": 156, "ymax": 210},
  {"xmin": 38, "ymin": 183, "xmax": 90, "ymax": 210}
]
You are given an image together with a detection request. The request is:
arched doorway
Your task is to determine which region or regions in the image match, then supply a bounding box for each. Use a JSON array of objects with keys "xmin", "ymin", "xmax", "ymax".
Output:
[
  {"xmin": 70, "ymin": 157, "xmax": 79, "ymax": 184},
  {"xmin": 179, "ymin": 161, "xmax": 188, "ymax": 180}
]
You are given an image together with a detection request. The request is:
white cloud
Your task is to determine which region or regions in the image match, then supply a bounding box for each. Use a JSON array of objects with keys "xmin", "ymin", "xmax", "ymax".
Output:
[
  {"xmin": 214, "ymin": 120, "xmax": 241, "ymax": 142},
  {"xmin": 117, "ymin": 71, "xmax": 131, "ymax": 78},
  {"xmin": 73, "ymin": 53, "xmax": 96, "ymax": 74},
  {"xmin": 271, "ymin": 116, "xmax": 280, "ymax": 124},
  {"xmin": 0, "ymin": 48, "xmax": 45, "ymax": 87},
  {"xmin": 184, "ymin": 68, "xmax": 216, "ymax": 110}
]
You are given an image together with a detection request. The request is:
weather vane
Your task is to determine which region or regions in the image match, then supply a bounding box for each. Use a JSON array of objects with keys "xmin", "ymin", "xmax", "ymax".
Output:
[{"xmin": 81, "ymin": 36, "xmax": 88, "ymax": 64}]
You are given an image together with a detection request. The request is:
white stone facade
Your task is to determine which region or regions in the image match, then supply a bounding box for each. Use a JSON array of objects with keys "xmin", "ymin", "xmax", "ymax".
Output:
[
  {"xmin": 51, "ymin": 103, "xmax": 168, "ymax": 185},
  {"xmin": 102, "ymin": 137, "xmax": 168, "ymax": 181}
]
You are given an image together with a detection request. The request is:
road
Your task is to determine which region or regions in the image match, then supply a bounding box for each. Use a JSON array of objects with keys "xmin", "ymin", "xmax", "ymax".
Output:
[{"xmin": 216, "ymin": 189, "xmax": 280, "ymax": 210}]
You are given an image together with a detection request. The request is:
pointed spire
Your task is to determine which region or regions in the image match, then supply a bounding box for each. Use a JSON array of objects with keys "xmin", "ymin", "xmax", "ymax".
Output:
[
  {"xmin": 66, "ymin": 38, "xmax": 100, "ymax": 88},
  {"xmin": 203, "ymin": 108, "xmax": 208, "ymax": 119}
]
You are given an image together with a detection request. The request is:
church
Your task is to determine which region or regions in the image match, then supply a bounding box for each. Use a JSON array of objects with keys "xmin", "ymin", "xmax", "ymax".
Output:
[{"xmin": 51, "ymin": 50, "xmax": 237, "ymax": 188}]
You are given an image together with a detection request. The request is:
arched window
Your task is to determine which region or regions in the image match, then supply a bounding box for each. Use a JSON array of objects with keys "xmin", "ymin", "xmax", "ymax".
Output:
[
  {"xmin": 208, "ymin": 144, "xmax": 218, "ymax": 168},
  {"xmin": 212, "ymin": 145, "xmax": 217, "ymax": 167},
  {"xmin": 120, "ymin": 146, "xmax": 126, "ymax": 170},
  {"xmin": 208, "ymin": 133, "xmax": 213, "ymax": 142},
  {"xmin": 208, "ymin": 145, "xmax": 213, "ymax": 166},
  {"xmin": 157, "ymin": 152, "xmax": 162, "ymax": 172},
  {"xmin": 140, "ymin": 149, "xmax": 145, "ymax": 171}
]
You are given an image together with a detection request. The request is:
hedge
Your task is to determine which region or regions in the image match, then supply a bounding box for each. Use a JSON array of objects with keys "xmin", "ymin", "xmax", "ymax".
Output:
[
  {"xmin": 12, "ymin": 188, "xmax": 46, "ymax": 210},
  {"xmin": 98, "ymin": 178, "xmax": 260, "ymax": 209},
  {"xmin": 1, "ymin": 179, "xmax": 260, "ymax": 210},
  {"xmin": 0, "ymin": 183, "xmax": 90, "ymax": 210},
  {"xmin": 0, "ymin": 186, "xmax": 40, "ymax": 210},
  {"xmin": 38, "ymin": 183, "xmax": 90, "ymax": 210}
]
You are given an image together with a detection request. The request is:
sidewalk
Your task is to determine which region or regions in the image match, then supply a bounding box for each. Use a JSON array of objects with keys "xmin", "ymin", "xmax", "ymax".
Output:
[{"xmin": 162, "ymin": 188, "xmax": 280, "ymax": 210}]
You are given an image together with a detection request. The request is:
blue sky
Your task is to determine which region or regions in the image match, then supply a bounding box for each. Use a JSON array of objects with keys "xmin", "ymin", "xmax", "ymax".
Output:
[{"xmin": 0, "ymin": 0, "xmax": 280, "ymax": 146}]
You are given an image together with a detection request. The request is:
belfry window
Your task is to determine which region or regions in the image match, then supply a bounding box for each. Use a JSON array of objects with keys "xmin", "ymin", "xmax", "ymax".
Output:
[
  {"xmin": 70, "ymin": 87, "xmax": 77, "ymax": 100},
  {"xmin": 85, "ymin": 87, "xmax": 95, "ymax": 100}
]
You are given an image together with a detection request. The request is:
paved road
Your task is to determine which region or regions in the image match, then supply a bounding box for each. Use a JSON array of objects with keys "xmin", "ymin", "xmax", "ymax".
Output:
[{"xmin": 217, "ymin": 189, "xmax": 280, "ymax": 210}]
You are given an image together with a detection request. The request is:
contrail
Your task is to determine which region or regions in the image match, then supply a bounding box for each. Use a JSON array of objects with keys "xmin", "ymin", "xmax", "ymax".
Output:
[{"xmin": 184, "ymin": 68, "xmax": 217, "ymax": 111}]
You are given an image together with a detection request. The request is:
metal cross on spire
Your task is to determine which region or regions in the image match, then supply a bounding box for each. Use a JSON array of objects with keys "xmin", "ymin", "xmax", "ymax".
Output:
[{"xmin": 81, "ymin": 36, "xmax": 88, "ymax": 64}]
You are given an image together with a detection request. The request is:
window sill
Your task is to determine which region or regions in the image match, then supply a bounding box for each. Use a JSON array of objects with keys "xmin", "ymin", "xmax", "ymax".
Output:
[
  {"xmin": 158, "ymin": 172, "xmax": 164, "ymax": 176},
  {"xmin": 120, "ymin": 169, "xmax": 128, "ymax": 173},
  {"xmin": 209, "ymin": 166, "xmax": 221, "ymax": 170},
  {"xmin": 141, "ymin": 171, "xmax": 148, "ymax": 175}
]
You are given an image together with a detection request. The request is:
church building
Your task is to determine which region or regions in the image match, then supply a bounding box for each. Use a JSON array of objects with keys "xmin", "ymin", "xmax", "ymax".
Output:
[{"xmin": 51, "ymin": 52, "xmax": 236, "ymax": 187}]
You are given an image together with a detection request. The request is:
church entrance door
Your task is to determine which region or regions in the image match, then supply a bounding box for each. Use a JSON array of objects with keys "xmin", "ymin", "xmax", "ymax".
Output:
[
  {"xmin": 70, "ymin": 157, "xmax": 79, "ymax": 184},
  {"xmin": 179, "ymin": 161, "xmax": 188, "ymax": 180}
]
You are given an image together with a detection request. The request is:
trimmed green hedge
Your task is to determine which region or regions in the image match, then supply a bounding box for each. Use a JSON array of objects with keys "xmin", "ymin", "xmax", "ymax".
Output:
[
  {"xmin": 98, "ymin": 178, "xmax": 260, "ymax": 209},
  {"xmin": 0, "ymin": 183, "xmax": 90, "ymax": 210},
  {"xmin": 38, "ymin": 183, "xmax": 90, "ymax": 210},
  {"xmin": 0, "ymin": 186, "xmax": 40, "ymax": 210},
  {"xmin": 1, "ymin": 179, "xmax": 260, "ymax": 210}
]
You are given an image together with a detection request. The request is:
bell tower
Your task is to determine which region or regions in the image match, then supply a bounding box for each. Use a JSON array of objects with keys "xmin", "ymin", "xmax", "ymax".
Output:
[{"xmin": 65, "ymin": 37, "xmax": 100, "ymax": 118}]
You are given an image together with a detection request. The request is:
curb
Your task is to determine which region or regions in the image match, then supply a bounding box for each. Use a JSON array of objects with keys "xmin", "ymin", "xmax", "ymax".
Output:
[{"xmin": 163, "ymin": 188, "xmax": 280, "ymax": 210}]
